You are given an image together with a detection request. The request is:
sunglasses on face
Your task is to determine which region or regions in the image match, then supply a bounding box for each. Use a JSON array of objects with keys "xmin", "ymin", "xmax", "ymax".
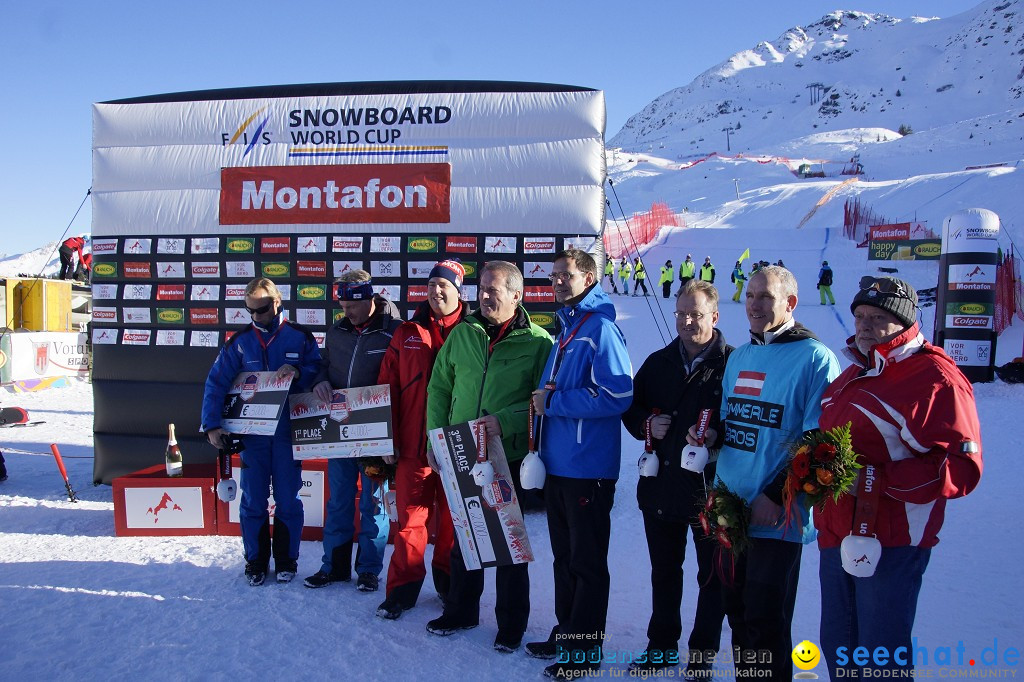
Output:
[
  {"xmin": 858, "ymin": 276, "xmax": 913, "ymax": 299},
  {"xmin": 245, "ymin": 301, "xmax": 274, "ymax": 315}
]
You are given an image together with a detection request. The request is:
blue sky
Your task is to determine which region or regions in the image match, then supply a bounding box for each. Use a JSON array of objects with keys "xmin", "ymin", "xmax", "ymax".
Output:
[{"xmin": 0, "ymin": 0, "xmax": 981, "ymax": 256}]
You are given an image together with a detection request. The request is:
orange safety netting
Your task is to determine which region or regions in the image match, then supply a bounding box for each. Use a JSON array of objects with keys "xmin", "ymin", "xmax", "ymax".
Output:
[
  {"xmin": 994, "ymin": 247, "xmax": 1024, "ymax": 335},
  {"xmin": 604, "ymin": 201, "xmax": 684, "ymax": 259}
]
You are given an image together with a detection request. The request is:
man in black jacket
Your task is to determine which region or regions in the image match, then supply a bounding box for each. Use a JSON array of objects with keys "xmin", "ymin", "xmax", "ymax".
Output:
[{"xmin": 621, "ymin": 279, "xmax": 732, "ymax": 676}]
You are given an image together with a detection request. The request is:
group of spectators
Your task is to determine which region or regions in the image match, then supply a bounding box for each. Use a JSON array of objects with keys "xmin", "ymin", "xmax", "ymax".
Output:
[
  {"xmin": 58, "ymin": 234, "xmax": 92, "ymax": 281},
  {"xmin": 200, "ymin": 252, "xmax": 982, "ymax": 680}
]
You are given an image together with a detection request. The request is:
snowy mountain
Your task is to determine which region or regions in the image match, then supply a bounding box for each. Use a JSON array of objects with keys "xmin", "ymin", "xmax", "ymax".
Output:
[
  {"xmin": 0, "ymin": 241, "xmax": 63, "ymax": 279},
  {"xmin": 611, "ymin": 1, "xmax": 1023, "ymax": 159}
]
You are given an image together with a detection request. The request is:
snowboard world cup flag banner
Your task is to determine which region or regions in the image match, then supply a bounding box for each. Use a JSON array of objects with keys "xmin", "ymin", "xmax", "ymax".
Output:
[{"xmin": 90, "ymin": 82, "xmax": 606, "ymax": 483}]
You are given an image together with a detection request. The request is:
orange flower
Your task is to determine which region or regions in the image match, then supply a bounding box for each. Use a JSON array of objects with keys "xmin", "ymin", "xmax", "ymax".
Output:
[
  {"xmin": 803, "ymin": 481, "xmax": 820, "ymax": 494},
  {"xmin": 816, "ymin": 468, "xmax": 835, "ymax": 486}
]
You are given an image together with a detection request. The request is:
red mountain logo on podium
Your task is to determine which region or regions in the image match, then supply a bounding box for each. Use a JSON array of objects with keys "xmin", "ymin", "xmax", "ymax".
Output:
[{"xmin": 146, "ymin": 492, "xmax": 184, "ymax": 523}]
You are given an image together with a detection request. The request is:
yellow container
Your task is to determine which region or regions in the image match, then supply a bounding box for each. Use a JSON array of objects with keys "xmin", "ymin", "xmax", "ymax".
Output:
[{"xmin": 16, "ymin": 278, "xmax": 72, "ymax": 331}]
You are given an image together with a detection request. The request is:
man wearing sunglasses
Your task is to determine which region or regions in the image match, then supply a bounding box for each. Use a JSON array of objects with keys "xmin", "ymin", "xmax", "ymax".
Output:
[
  {"xmin": 201, "ymin": 277, "xmax": 322, "ymax": 587},
  {"xmin": 816, "ymin": 276, "xmax": 982, "ymax": 679},
  {"xmin": 304, "ymin": 270, "xmax": 401, "ymax": 593},
  {"xmin": 707, "ymin": 265, "xmax": 840, "ymax": 679}
]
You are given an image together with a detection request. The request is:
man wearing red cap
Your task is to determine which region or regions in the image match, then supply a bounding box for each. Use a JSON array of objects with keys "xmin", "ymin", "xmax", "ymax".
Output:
[{"xmin": 375, "ymin": 259, "xmax": 467, "ymax": 620}]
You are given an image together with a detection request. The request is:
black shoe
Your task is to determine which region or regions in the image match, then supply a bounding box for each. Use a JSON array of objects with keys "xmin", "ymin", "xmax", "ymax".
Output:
[
  {"xmin": 426, "ymin": 613, "xmax": 478, "ymax": 636},
  {"xmin": 526, "ymin": 628, "xmax": 559, "ymax": 659},
  {"xmin": 275, "ymin": 559, "xmax": 297, "ymax": 584},
  {"xmin": 244, "ymin": 562, "xmax": 266, "ymax": 587},
  {"xmin": 628, "ymin": 651, "xmax": 678, "ymax": 674},
  {"xmin": 493, "ymin": 631, "xmax": 522, "ymax": 654},
  {"xmin": 376, "ymin": 595, "xmax": 412, "ymax": 620},
  {"xmin": 303, "ymin": 570, "xmax": 349, "ymax": 588},
  {"xmin": 356, "ymin": 572, "xmax": 379, "ymax": 592},
  {"xmin": 544, "ymin": 662, "xmax": 599, "ymax": 679}
]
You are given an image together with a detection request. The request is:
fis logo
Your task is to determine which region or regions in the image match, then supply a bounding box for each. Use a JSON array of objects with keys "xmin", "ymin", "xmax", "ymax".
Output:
[{"xmin": 222, "ymin": 108, "xmax": 271, "ymax": 156}]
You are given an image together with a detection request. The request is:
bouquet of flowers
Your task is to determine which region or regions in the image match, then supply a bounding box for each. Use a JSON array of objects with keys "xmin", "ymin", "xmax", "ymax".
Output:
[
  {"xmin": 782, "ymin": 422, "xmax": 861, "ymax": 524},
  {"xmin": 357, "ymin": 456, "xmax": 397, "ymax": 485},
  {"xmin": 699, "ymin": 481, "xmax": 752, "ymax": 557}
]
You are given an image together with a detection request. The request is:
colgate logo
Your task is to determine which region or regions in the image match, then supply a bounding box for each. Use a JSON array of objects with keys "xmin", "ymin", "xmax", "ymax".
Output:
[
  {"xmin": 193, "ymin": 265, "xmax": 219, "ymax": 275},
  {"xmin": 93, "ymin": 310, "xmax": 116, "ymax": 320},
  {"xmin": 123, "ymin": 333, "xmax": 149, "ymax": 342}
]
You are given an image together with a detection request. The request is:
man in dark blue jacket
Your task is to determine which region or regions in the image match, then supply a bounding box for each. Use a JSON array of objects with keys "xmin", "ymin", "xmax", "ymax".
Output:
[
  {"xmin": 528, "ymin": 248, "xmax": 633, "ymax": 679},
  {"xmin": 201, "ymin": 277, "xmax": 321, "ymax": 586}
]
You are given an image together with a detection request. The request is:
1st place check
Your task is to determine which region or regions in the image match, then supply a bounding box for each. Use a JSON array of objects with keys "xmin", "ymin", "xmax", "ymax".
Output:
[{"xmin": 288, "ymin": 384, "xmax": 394, "ymax": 460}]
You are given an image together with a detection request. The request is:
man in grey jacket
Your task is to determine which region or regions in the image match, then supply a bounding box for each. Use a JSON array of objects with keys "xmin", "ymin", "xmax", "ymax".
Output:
[{"xmin": 303, "ymin": 270, "xmax": 400, "ymax": 593}]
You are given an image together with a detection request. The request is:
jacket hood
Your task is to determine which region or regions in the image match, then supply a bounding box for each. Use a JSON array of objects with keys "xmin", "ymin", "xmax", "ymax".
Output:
[{"xmin": 556, "ymin": 283, "xmax": 616, "ymax": 327}]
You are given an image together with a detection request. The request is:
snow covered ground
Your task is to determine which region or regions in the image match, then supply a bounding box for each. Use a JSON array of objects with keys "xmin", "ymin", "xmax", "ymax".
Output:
[{"xmin": 2, "ymin": 224, "xmax": 1022, "ymax": 679}]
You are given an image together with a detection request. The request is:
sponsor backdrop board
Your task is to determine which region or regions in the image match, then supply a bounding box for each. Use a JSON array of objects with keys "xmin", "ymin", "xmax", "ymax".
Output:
[
  {"xmin": 91, "ymin": 82, "xmax": 606, "ymax": 483},
  {"xmin": 933, "ymin": 208, "xmax": 1000, "ymax": 382},
  {"xmin": 429, "ymin": 419, "xmax": 533, "ymax": 570}
]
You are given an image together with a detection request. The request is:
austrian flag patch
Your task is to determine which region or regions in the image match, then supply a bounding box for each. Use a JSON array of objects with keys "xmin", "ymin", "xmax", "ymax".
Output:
[{"xmin": 734, "ymin": 371, "xmax": 766, "ymax": 396}]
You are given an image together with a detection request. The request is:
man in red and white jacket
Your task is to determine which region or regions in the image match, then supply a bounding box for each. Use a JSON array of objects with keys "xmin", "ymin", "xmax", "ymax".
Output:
[{"xmin": 817, "ymin": 276, "xmax": 982, "ymax": 680}]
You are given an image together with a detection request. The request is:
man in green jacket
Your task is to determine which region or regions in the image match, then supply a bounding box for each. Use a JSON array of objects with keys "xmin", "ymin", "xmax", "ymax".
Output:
[{"xmin": 424, "ymin": 260, "xmax": 554, "ymax": 655}]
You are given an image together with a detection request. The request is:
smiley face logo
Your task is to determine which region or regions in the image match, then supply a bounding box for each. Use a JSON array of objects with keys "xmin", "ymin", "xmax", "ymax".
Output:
[{"xmin": 792, "ymin": 640, "xmax": 821, "ymax": 671}]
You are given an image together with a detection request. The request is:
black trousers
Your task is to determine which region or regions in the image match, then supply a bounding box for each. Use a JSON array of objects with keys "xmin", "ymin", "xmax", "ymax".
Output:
[
  {"xmin": 662, "ymin": 281, "xmax": 672, "ymax": 298},
  {"xmin": 641, "ymin": 510, "xmax": 725, "ymax": 666},
  {"xmin": 722, "ymin": 537, "xmax": 802, "ymax": 680},
  {"xmin": 445, "ymin": 535, "xmax": 530, "ymax": 638},
  {"xmin": 58, "ymin": 246, "xmax": 75, "ymax": 280},
  {"xmin": 544, "ymin": 474, "xmax": 616, "ymax": 656}
]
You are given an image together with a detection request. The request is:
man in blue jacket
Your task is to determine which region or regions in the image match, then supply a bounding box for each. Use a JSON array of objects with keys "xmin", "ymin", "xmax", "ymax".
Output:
[
  {"xmin": 201, "ymin": 277, "xmax": 321, "ymax": 587},
  {"xmin": 709, "ymin": 265, "xmax": 839, "ymax": 679},
  {"xmin": 528, "ymin": 248, "xmax": 633, "ymax": 679}
]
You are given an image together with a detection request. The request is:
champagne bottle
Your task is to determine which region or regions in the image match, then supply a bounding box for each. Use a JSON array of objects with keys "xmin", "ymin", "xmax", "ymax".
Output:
[{"xmin": 165, "ymin": 423, "xmax": 183, "ymax": 478}]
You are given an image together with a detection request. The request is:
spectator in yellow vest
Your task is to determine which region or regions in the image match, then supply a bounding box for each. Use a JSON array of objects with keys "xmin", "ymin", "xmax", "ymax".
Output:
[
  {"xmin": 699, "ymin": 257, "xmax": 715, "ymax": 284},
  {"xmin": 633, "ymin": 258, "xmax": 650, "ymax": 297},
  {"xmin": 659, "ymin": 260, "xmax": 674, "ymax": 298},
  {"xmin": 619, "ymin": 257, "xmax": 632, "ymax": 295}
]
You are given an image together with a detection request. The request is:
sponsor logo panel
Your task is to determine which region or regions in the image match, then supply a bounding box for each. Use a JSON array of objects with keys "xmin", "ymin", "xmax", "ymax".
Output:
[
  {"xmin": 123, "ymin": 238, "xmax": 153, "ymax": 254},
  {"xmin": 123, "ymin": 261, "xmax": 152, "ymax": 278},
  {"xmin": 524, "ymin": 262, "xmax": 552, "ymax": 279},
  {"xmin": 371, "ymin": 260, "xmax": 401, "ymax": 278},
  {"xmin": 226, "ymin": 237, "xmax": 255, "ymax": 253},
  {"xmin": 261, "ymin": 237, "xmax": 291, "ymax": 253},
  {"xmin": 371, "ymin": 236, "xmax": 402, "ymax": 252},
  {"xmin": 297, "ymin": 261, "xmax": 327, "ymax": 278},
  {"xmin": 93, "ymin": 284, "xmax": 118, "ymax": 299},
  {"xmin": 123, "ymin": 308, "xmax": 152, "ymax": 324},
  {"xmin": 190, "ymin": 331, "xmax": 220, "ymax": 348},
  {"xmin": 220, "ymin": 164, "xmax": 452, "ymax": 225},
  {"xmin": 407, "ymin": 285, "xmax": 428, "ymax": 302},
  {"xmin": 224, "ymin": 308, "xmax": 250, "ymax": 325},
  {"xmin": 407, "ymin": 261, "xmax": 435, "ymax": 279},
  {"xmin": 460, "ymin": 285, "xmax": 478, "ymax": 301},
  {"xmin": 93, "ymin": 262, "xmax": 117, "ymax": 278},
  {"xmin": 157, "ymin": 238, "xmax": 186, "ymax": 254},
  {"xmin": 191, "ymin": 237, "xmax": 219, "ymax": 254},
  {"xmin": 375, "ymin": 285, "xmax": 401, "ymax": 301},
  {"xmin": 92, "ymin": 238, "xmax": 118, "ymax": 255},
  {"xmin": 297, "ymin": 236, "xmax": 327, "ymax": 253},
  {"xmin": 123, "ymin": 284, "xmax": 153, "ymax": 300},
  {"xmin": 563, "ymin": 236, "xmax": 597, "ymax": 251},
  {"xmin": 192, "ymin": 262, "xmax": 221, "ymax": 278},
  {"xmin": 92, "ymin": 307, "xmax": 117, "ymax": 322},
  {"xmin": 156, "ymin": 308, "xmax": 185, "ymax": 324},
  {"xmin": 524, "ymin": 237, "xmax": 556, "ymax": 254},
  {"xmin": 297, "ymin": 285, "xmax": 327, "ymax": 301},
  {"xmin": 92, "ymin": 328, "xmax": 118, "ymax": 345},
  {"xmin": 190, "ymin": 308, "xmax": 219, "ymax": 325},
  {"xmin": 484, "ymin": 236, "xmax": 516, "ymax": 253},
  {"xmin": 333, "ymin": 261, "xmax": 363, "ymax": 278},
  {"xmin": 157, "ymin": 284, "xmax": 186, "ymax": 300},
  {"xmin": 523, "ymin": 286, "xmax": 554, "ymax": 303},
  {"xmin": 407, "ymin": 236, "xmax": 438, "ymax": 253},
  {"xmin": 225, "ymin": 261, "xmax": 255, "ymax": 278},
  {"xmin": 445, "ymin": 236, "xmax": 477, "ymax": 253},
  {"xmin": 296, "ymin": 309, "xmax": 327, "ymax": 326},
  {"xmin": 191, "ymin": 285, "xmax": 221, "ymax": 301},
  {"xmin": 225, "ymin": 285, "xmax": 247, "ymax": 301},
  {"xmin": 156, "ymin": 330, "xmax": 185, "ymax": 346},
  {"xmin": 262, "ymin": 262, "xmax": 291, "ymax": 278},
  {"xmin": 157, "ymin": 262, "xmax": 186, "ymax": 278},
  {"xmin": 122, "ymin": 329, "xmax": 152, "ymax": 346}
]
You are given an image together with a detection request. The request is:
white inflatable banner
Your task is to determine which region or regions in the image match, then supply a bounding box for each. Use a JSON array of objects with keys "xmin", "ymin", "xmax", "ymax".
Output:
[{"xmin": 93, "ymin": 87, "xmax": 605, "ymax": 236}]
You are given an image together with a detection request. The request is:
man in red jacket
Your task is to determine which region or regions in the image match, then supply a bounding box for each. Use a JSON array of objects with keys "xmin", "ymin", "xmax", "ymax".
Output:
[
  {"xmin": 375, "ymin": 259, "xmax": 467, "ymax": 620},
  {"xmin": 59, "ymin": 235, "xmax": 88, "ymax": 280},
  {"xmin": 817, "ymin": 276, "xmax": 983, "ymax": 680}
]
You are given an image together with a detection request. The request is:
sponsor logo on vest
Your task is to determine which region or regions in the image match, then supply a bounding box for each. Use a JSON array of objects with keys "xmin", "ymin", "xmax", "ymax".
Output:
[
  {"xmin": 227, "ymin": 238, "xmax": 255, "ymax": 253},
  {"xmin": 263, "ymin": 262, "xmax": 290, "ymax": 277},
  {"xmin": 408, "ymin": 237, "xmax": 438, "ymax": 252},
  {"xmin": 93, "ymin": 263, "xmax": 116, "ymax": 277},
  {"xmin": 157, "ymin": 308, "xmax": 185, "ymax": 323}
]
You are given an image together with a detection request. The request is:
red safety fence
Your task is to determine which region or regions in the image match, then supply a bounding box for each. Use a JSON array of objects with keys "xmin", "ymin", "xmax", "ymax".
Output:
[
  {"xmin": 604, "ymin": 201, "xmax": 684, "ymax": 259},
  {"xmin": 843, "ymin": 197, "xmax": 892, "ymax": 246},
  {"xmin": 994, "ymin": 246, "xmax": 1024, "ymax": 335}
]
